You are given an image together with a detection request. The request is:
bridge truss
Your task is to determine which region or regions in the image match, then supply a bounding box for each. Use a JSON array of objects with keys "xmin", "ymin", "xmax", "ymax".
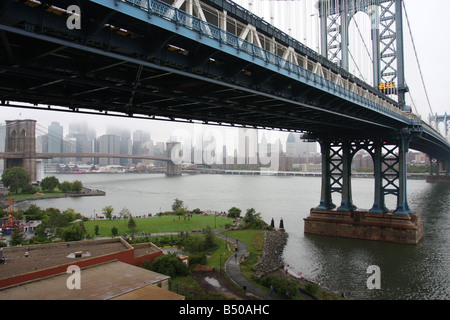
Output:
[{"xmin": 0, "ymin": 0, "xmax": 448, "ymax": 220}]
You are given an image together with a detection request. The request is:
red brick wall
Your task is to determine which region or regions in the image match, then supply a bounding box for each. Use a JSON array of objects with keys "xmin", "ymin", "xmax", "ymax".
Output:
[
  {"xmin": 0, "ymin": 249, "xmax": 135, "ymax": 289},
  {"xmin": 0, "ymin": 239, "xmax": 165, "ymax": 289}
]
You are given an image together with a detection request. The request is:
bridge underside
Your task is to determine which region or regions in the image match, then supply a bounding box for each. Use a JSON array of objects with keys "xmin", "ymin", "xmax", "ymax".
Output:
[
  {"xmin": 0, "ymin": 0, "xmax": 448, "ymax": 244},
  {"xmin": 0, "ymin": 0, "xmax": 408, "ymax": 138}
]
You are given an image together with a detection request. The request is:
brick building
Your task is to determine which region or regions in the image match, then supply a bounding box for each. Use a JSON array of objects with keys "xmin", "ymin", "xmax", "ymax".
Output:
[{"xmin": 0, "ymin": 237, "xmax": 184, "ymax": 300}]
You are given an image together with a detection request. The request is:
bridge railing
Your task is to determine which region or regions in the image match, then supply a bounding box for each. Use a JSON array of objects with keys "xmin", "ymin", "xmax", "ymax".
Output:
[{"xmin": 118, "ymin": 0, "xmax": 421, "ymax": 125}]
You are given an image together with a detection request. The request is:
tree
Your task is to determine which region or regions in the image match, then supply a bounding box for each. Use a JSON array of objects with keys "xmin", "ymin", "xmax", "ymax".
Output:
[
  {"xmin": 228, "ymin": 207, "xmax": 241, "ymax": 219},
  {"xmin": 172, "ymin": 198, "xmax": 186, "ymax": 212},
  {"xmin": 1, "ymin": 167, "xmax": 30, "ymax": 194},
  {"xmin": 59, "ymin": 181, "xmax": 72, "ymax": 193},
  {"xmin": 111, "ymin": 226, "xmax": 118, "ymax": 237},
  {"xmin": 94, "ymin": 225, "xmax": 100, "ymax": 236},
  {"xmin": 39, "ymin": 207, "xmax": 79, "ymax": 239},
  {"xmin": 102, "ymin": 205, "xmax": 114, "ymax": 220},
  {"xmin": 24, "ymin": 204, "xmax": 45, "ymax": 220},
  {"xmin": 62, "ymin": 224, "xmax": 85, "ymax": 242},
  {"xmin": 119, "ymin": 207, "xmax": 132, "ymax": 220},
  {"xmin": 127, "ymin": 216, "xmax": 137, "ymax": 234},
  {"xmin": 243, "ymin": 208, "xmax": 270, "ymax": 230},
  {"xmin": 144, "ymin": 252, "xmax": 189, "ymax": 278},
  {"xmin": 22, "ymin": 183, "xmax": 39, "ymax": 194},
  {"xmin": 71, "ymin": 180, "xmax": 83, "ymax": 193},
  {"xmin": 10, "ymin": 227, "xmax": 25, "ymax": 246},
  {"xmin": 203, "ymin": 225, "xmax": 216, "ymax": 251},
  {"xmin": 40, "ymin": 176, "xmax": 60, "ymax": 192}
]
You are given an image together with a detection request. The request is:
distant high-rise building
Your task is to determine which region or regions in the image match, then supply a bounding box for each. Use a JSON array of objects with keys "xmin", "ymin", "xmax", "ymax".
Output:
[
  {"xmin": 120, "ymin": 137, "xmax": 132, "ymax": 166},
  {"xmin": 286, "ymin": 133, "xmax": 296, "ymax": 156},
  {"xmin": 48, "ymin": 122, "xmax": 63, "ymax": 163},
  {"xmin": 62, "ymin": 137, "xmax": 77, "ymax": 164},
  {"xmin": 69, "ymin": 121, "xmax": 96, "ymax": 164},
  {"xmin": 132, "ymin": 130, "xmax": 151, "ymax": 164},
  {"xmin": 98, "ymin": 134, "xmax": 121, "ymax": 166},
  {"xmin": 36, "ymin": 134, "xmax": 49, "ymax": 165}
]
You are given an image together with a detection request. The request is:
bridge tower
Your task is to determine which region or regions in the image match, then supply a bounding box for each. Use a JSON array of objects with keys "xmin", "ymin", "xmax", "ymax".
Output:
[
  {"xmin": 4, "ymin": 120, "xmax": 37, "ymax": 182},
  {"xmin": 429, "ymin": 113, "xmax": 449, "ymax": 138},
  {"xmin": 319, "ymin": 0, "xmax": 408, "ymax": 109},
  {"xmin": 307, "ymin": 0, "xmax": 424, "ymax": 244},
  {"xmin": 426, "ymin": 113, "xmax": 450, "ymax": 181},
  {"xmin": 166, "ymin": 142, "xmax": 182, "ymax": 176}
]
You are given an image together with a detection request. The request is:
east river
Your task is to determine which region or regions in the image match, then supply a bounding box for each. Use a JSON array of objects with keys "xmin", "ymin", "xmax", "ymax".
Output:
[{"xmin": 15, "ymin": 173, "xmax": 450, "ymax": 300}]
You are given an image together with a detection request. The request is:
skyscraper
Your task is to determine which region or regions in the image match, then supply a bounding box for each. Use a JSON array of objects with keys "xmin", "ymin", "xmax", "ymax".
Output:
[
  {"xmin": 48, "ymin": 121, "xmax": 63, "ymax": 163},
  {"xmin": 98, "ymin": 134, "xmax": 121, "ymax": 166}
]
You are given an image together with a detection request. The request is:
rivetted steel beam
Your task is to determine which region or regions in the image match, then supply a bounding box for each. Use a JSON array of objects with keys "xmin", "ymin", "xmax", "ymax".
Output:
[{"xmin": 0, "ymin": 24, "xmax": 400, "ymax": 132}]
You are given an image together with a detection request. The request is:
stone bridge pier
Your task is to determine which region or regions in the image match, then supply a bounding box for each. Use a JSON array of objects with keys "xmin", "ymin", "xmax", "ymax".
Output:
[
  {"xmin": 165, "ymin": 142, "xmax": 182, "ymax": 176},
  {"xmin": 4, "ymin": 119, "xmax": 38, "ymax": 182},
  {"xmin": 304, "ymin": 132, "xmax": 424, "ymax": 244}
]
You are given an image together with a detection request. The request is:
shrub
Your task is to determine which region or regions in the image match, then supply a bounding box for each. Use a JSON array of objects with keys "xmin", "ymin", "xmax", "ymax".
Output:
[
  {"xmin": 188, "ymin": 252, "xmax": 207, "ymax": 266},
  {"xmin": 305, "ymin": 283, "xmax": 320, "ymax": 295},
  {"xmin": 183, "ymin": 235, "xmax": 206, "ymax": 253},
  {"xmin": 71, "ymin": 180, "xmax": 83, "ymax": 193},
  {"xmin": 61, "ymin": 224, "xmax": 85, "ymax": 242},
  {"xmin": 22, "ymin": 184, "xmax": 39, "ymax": 194},
  {"xmin": 111, "ymin": 226, "xmax": 118, "ymax": 237},
  {"xmin": 40, "ymin": 176, "xmax": 59, "ymax": 192},
  {"xmin": 144, "ymin": 252, "xmax": 189, "ymax": 278},
  {"xmin": 59, "ymin": 181, "xmax": 72, "ymax": 193},
  {"xmin": 242, "ymin": 208, "xmax": 271, "ymax": 230},
  {"xmin": 228, "ymin": 207, "xmax": 241, "ymax": 218},
  {"xmin": 262, "ymin": 275, "xmax": 298, "ymax": 299}
]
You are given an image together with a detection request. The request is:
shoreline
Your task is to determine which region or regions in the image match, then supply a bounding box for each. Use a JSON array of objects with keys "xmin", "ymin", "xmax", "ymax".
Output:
[
  {"xmin": 45, "ymin": 170, "xmax": 430, "ymax": 180},
  {"xmin": 0, "ymin": 188, "xmax": 105, "ymax": 209}
]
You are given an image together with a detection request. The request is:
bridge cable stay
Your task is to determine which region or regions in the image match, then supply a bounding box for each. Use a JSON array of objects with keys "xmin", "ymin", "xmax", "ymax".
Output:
[{"xmin": 402, "ymin": 1, "xmax": 434, "ymax": 117}]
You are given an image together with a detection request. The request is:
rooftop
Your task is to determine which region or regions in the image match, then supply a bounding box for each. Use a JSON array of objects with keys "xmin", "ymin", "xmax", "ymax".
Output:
[
  {"xmin": 0, "ymin": 238, "xmax": 131, "ymax": 281},
  {"xmin": 0, "ymin": 260, "xmax": 183, "ymax": 300}
]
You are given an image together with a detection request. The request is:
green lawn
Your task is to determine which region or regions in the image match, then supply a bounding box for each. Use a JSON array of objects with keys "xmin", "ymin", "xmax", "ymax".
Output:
[
  {"xmin": 8, "ymin": 187, "xmax": 85, "ymax": 200},
  {"xmin": 81, "ymin": 215, "xmax": 231, "ymax": 237},
  {"xmin": 9, "ymin": 190, "xmax": 65, "ymax": 200},
  {"xmin": 221, "ymin": 229, "xmax": 265, "ymax": 260}
]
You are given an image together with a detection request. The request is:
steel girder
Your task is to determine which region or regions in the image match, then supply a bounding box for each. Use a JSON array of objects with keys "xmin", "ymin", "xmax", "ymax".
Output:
[
  {"xmin": 315, "ymin": 134, "xmax": 412, "ymax": 215},
  {"xmin": 0, "ymin": 0, "xmax": 408, "ymax": 135},
  {"xmin": 0, "ymin": 0, "xmax": 447, "ymax": 159},
  {"xmin": 318, "ymin": 0, "xmax": 407, "ymax": 106}
]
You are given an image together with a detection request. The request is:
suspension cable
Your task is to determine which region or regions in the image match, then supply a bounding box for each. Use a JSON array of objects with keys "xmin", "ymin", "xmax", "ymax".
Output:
[{"xmin": 403, "ymin": 1, "xmax": 434, "ymax": 116}]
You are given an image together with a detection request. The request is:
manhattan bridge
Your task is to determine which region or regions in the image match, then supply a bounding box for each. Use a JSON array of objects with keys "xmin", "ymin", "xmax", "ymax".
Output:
[{"xmin": 0, "ymin": 0, "xmax": 449, "ymax": 243}]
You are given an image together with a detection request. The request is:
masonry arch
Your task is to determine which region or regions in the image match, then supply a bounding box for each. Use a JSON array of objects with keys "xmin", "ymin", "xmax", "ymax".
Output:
[
  {"xmin": 8, "ymin": 129, "xmax": 16, "ymax": 152},
  {"xmin": 18, "ymin": 129, "xmax": 26, "ymax": 152}
]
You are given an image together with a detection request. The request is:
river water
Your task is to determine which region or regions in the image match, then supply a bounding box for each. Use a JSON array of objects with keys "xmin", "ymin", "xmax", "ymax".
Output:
[{"xmin": 16, "ymin": 173, "xmax": 450, "ymax": 300}]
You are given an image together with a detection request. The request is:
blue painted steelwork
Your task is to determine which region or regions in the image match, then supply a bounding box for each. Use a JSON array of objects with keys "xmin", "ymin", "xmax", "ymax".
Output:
[
  {"xmin": 91, "ymin": 0, "xmax": 414, "ymax": 126},
  {"xmin": 0, "ymin": 0, "xmax": 448, "ymax": 216}
]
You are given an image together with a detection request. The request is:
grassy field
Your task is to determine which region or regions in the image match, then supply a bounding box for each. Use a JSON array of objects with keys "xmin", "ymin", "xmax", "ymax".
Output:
[
  {"xmin": 9, "ymin": 189, "xmax": 67, "ymax": 200},
  {"xmin": 80, "ymin": 214, "xmax": 231, "ymax": 237}
]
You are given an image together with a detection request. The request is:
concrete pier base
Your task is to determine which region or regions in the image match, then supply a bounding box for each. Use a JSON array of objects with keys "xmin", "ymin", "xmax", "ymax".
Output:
[
  {"xmin": 426, "ymin": 175, "xmax": 450, "ymax": 183},
  {"xmin": 304, "ymin": 209, "xmax": 424, "ymax": 244}
]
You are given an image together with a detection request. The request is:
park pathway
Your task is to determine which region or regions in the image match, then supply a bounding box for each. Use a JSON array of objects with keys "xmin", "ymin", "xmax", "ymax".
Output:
[{"xmin": 214, "ymin": 230, "xmax": 282, "ymax": 300}]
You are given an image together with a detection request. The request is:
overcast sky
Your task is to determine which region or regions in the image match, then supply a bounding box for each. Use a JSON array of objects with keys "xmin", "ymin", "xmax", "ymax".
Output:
[{"xmin": 1, "ymin": 0, "xmax": 449, "ymax": 142}]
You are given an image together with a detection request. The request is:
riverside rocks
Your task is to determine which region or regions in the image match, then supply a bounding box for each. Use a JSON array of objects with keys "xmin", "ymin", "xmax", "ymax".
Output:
[{"xmin": 254, "ymin": 230, "xmax": 288, "ymax": 277}]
